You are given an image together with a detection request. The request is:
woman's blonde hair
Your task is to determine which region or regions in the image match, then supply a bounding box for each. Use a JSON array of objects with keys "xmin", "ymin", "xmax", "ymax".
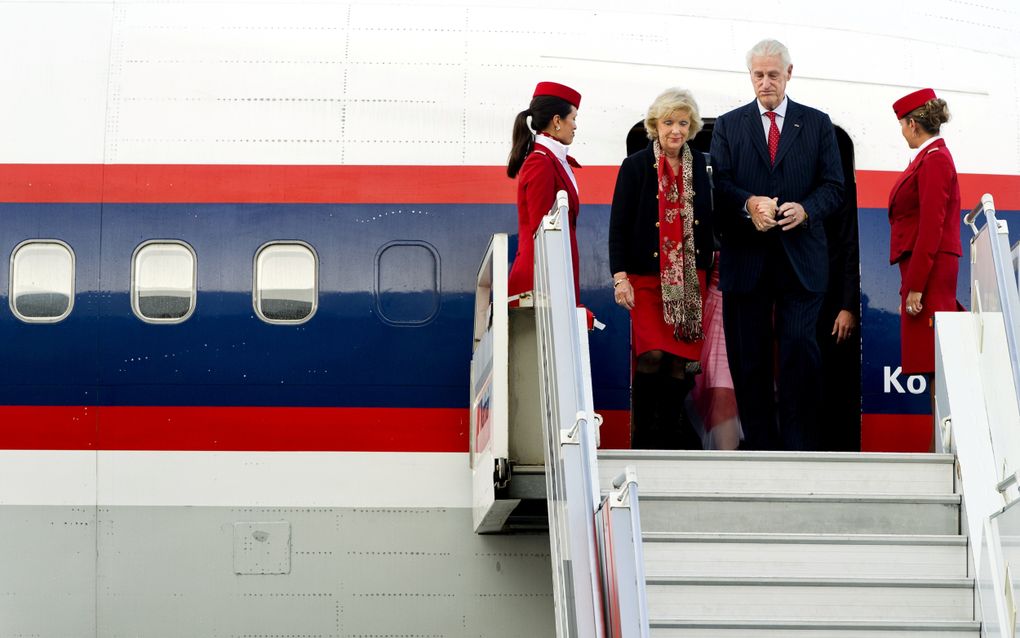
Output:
[
  {"xmin": 644, "ymin": 88, "xmax": 703, "ymax": 141},
  {"xmin": 906, "ymin": 98, "xmax": 951, "ymax": 135}
]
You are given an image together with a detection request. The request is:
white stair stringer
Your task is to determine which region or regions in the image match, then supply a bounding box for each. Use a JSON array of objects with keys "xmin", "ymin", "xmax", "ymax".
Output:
[{"xmin": 597, "ymin": 451, "xmax": 979, "ymax": 637}]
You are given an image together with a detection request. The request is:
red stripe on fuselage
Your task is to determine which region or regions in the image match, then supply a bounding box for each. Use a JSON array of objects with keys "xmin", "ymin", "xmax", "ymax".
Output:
[
  {"xmin": 855, "ymin": 171, "xmax": 1020, "ymax": 210},
  {"xmin": 0, "ymin": 406, "xmax": 97, "ymax": 449},
  {"xmin": 1, "ymin": 164, "xmax": 1017, "ymax": 208},
  {"xmin": 861, "ymin": 413, "xmax": 933, "ymax": 453},
  {"xmin": 0, "ymin": 405, "xmax": 632, "ymax": 452},
  {"xmin": 0, "ymin": 164, "xmax": 620, "ymax": 205},
  {"xmin": 0, "ymin": 406, "xmax": 466, "ymax": 451}
]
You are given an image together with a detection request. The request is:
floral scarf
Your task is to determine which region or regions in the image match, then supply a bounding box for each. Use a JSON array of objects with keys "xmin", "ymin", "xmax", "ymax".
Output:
[{"xmin": 654, "ymin": 139, "xmax": 703, "ymax": 341}]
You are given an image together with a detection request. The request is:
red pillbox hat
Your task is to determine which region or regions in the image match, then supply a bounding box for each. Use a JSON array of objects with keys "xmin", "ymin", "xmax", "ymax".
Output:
[
  {"xmin": 893, "ymin": 88, "xmax": 937, "ymax": 119},
  {"xmin": 533, "ymin": 81, "xmax": 581, "ymax": 108}
]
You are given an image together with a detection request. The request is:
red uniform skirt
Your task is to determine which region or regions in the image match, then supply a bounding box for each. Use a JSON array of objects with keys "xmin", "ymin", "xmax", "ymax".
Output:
[
  {"xmin": 630, "ymin": 271, "xmax": 706, "ymax": 362},
  {"xmin": 899, "ymin": 252, "xmax": 960, "ymax": 375}
]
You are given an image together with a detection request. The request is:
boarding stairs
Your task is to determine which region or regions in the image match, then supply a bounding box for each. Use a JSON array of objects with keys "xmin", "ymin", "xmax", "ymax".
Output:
[
  {"xmin": 597, "ymin": 450, "xmax": 976, "ymax": 637},
  {"xmin": 470, "ymin": 193, "xmax": 1020, "ymax": 638}
]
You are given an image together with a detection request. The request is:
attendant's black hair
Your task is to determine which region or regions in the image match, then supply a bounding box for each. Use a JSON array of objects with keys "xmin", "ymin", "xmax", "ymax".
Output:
[{"xmin": 507, "ymin": 95, "xmax": 575, "ymax": 178}]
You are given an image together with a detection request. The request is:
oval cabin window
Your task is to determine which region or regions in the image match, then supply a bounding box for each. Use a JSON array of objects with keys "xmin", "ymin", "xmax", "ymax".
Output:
[
  {"xmin": 132, "ymin": 241, "xmax": 197, "ymax": 323},
  {"xmin": 9, "ymin": 240, "xmax": 75, "ymax": 323},
  {"xmin": 254, "ymin": 242, "xmax": 318, "ymax": 324},
  {"xmin": 375, "ymin": 241, "xmax": 440, "ymax": 326}
]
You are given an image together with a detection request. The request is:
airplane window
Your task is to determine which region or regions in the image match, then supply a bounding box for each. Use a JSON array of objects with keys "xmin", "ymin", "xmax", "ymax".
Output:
[
  {"xmin": 9, "ymin": 240, "xmax": 75, "ymax": 323},
  {"xmin": 254, "ymin": 242, "xmax": 317, "ymax": 324},
  {"xmin": 375, "ymin": 240, "xmax": 440, "ymax": 326},
  {"xmin": 132, "ymin": 241, "xmax": 197, "ymax": 323}
]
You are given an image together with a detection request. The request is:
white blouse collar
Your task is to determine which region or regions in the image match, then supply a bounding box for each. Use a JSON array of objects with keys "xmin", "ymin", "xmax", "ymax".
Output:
[
  {"xmin": 910, "ymin": 135, "xmax": 942, "ymax": 162},
  {"xmin": 534, "ymin": 134, "xmax": 569, "ymax": 160}
]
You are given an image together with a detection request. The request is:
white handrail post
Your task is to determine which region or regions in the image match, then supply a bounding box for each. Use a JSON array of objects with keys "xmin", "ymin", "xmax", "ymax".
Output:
[{"xmin": 534, "ymin": 190, "xmax": 605, "ymax": 638}]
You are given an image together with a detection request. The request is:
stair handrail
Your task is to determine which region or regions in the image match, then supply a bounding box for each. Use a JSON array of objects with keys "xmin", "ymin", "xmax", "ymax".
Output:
[
  {"xmin": 964, "ymin": 193, "xmax": 1020, "ymax": 486},
  {"xmin": 533, "ymin": 190, "xmax": 649, "ymax": 637},
  {"xmin": 938, "ymin": 193, "xmax": 1020, "ymax": 637},
  {"xmin": 533, "ymin": 190, "xmax": 605, "ymax": 638},
  {"xmin": 596, "ymin": 468, "xmax": 651, "ymax": 638},
  {"xmin": 965, "ymin": 195, "xmax": 1020, "ymax": 370}
]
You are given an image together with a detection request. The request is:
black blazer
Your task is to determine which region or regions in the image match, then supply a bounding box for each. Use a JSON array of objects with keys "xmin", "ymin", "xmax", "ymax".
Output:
[
  {"xmin": 710, "ymin": 99, "xmax": 844, "ymax": 293},
  {"xmin": 608, "ymin": 142, "xmax": 714, "ymax": 277},
  {"xmin": 824, "ymin": 176, "xmax": 860, "ymax": 317}
]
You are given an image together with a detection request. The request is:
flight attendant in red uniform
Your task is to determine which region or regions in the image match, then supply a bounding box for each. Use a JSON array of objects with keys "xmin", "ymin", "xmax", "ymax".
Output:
[
  {"xmin": 888, "ymin": 88, "xmax": 962, "ymax": 374},
  {"xmin": 506, "ymin": 82, "xmax": 582, "ymax": 303},
  {"xmin": 888, "ymin": 88, "xmax": 962, "ymax": 447}
]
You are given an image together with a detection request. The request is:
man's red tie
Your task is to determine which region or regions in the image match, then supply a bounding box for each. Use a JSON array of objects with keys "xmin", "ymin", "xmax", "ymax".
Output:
[{"xmin": 766, "ymin": 111, "xmax": 780, "ymax": 165}]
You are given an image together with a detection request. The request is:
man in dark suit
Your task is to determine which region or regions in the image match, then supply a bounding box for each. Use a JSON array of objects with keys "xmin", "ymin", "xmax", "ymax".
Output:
[
  {"xmin": 710, "ymin": 39, "xmax": 845, "ymax": 450},
  {"xmin": 818, "ymin": 164, "xmax": 861, "ymax": 451}
]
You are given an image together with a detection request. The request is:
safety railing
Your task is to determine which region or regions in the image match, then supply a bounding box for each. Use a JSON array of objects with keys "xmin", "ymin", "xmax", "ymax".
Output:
[
  {"xmin": 938, "ymin": 193, "xmax": 1020, "ymax": 637},
  {"xmin": 596, "ymin": 469, "xmax": 650, "ymax": 638},
  {"xmin": 533, "ymin": 190, "xmax": 649, "ymax": 637},
  {"xmin": 963, "ymin": 193, "xmax": 1020, "ymax": 485}
]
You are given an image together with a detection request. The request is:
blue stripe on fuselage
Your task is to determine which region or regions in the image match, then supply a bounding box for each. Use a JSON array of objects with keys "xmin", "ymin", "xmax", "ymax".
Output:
[{"xmin": 0, "ymin": 202, "xmax": 630, "ymax": 409}]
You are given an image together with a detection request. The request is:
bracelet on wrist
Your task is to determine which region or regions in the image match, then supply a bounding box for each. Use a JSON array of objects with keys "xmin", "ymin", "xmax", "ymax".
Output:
[{"xmin": 613, "ymin": 278, "xmax": 628, "ymax": 288}]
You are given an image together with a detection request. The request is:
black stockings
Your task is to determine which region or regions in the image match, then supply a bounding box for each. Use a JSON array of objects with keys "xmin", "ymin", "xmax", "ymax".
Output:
[{"xmin": 630, "ymin": 350, "xmax": 701, "ymax": 450}]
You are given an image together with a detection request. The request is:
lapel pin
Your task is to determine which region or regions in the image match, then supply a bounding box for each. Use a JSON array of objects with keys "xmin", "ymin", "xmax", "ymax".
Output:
[{"xmin": 794, "ymin": 123, "xmax": 801, "ymax": 128}]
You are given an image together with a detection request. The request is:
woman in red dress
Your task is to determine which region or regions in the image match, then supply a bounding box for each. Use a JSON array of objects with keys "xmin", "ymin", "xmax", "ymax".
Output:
[
  {"xmin": 506, "ymin": 82, "xmax": 582, "ymax": 303},
  {"xmin": 888, "ymin": 88, "xmax": 962, "ymax": 378},
  {"xmin": 609, "ymin": 88, "xmax": 714, "ymax": 449}
]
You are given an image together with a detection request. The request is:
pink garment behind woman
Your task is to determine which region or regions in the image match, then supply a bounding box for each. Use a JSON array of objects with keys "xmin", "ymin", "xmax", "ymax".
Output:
[{"xmin": 689, "ymin": 260, "xmax": 741, "ymax": 448}]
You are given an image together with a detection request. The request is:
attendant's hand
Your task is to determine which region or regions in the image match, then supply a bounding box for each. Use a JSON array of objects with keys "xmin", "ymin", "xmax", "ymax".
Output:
[
  {"xmin": 777, "ymin": 201, "xmax": 808, "ymax": 230},
  {"xmin": 747, "ymin": 196, "xmax": 778, "ymax": 232},
  {"xmin": 905, "ymin": 291, "xmax": 923, "ymax": 316},
  {"xmin": 614, "ymin": 275, "xmax": 635, "ymax": 310},
  {"xmin": 832, "ymin": 309, "xmax": 858, "ymax": 344}
]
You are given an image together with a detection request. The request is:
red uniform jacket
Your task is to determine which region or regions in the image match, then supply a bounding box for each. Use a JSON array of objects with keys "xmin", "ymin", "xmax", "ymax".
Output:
[
  {"xmin": 507, "ymin": 147, "xmax": 581, "ymax": 299},
  {"xmin": 888, "ymin": 138, "xmax": 962, "ymax": 292}
]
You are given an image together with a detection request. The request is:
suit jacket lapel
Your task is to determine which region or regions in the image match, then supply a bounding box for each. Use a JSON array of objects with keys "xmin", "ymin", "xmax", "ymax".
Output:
[
  {"xmin": 743, "ymin": 102, "xmax": 771, "ymax": 167},
  {"xmin": 771, "ymin": 100, "xmax": 803, "ymax": 170}
]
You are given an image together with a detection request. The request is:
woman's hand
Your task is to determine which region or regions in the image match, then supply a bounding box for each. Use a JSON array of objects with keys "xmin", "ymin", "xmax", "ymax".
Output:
[
  {"xmin": 613, "ymin": 274, "xmax": 635, "ymax": 310},
  {"xmin": 905, "ymin": 290, "xmax": 924, "ymax": 316}
]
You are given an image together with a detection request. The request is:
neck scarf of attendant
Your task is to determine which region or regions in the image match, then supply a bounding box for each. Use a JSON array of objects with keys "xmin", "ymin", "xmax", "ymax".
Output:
[{"xmin": 653, "ymin": 139, "xmax": 703, "ymax": 341}]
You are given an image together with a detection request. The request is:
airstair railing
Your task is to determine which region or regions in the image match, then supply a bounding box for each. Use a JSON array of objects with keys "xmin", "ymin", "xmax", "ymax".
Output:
[
  {"xmin": 964, "ymin": 193, "xmax": 1020, "ymax": 483},
  {"xmin": 533, "ymin": 190, "xmax": 603, "ymax": 638},
  {"xmin": 962, "ymin": 191, "xmax": 1020, "ymax": 424},
  {"xmin": 533, "ymin": 190, "xmax": 649, "ymax": 637},
  {"xmin": 939, "ymin": 193, "xmax": 1020, "ymax": 637},
  {"xmin": 596, "ymin": 469, "xmax": 651, "ymax": 638}
]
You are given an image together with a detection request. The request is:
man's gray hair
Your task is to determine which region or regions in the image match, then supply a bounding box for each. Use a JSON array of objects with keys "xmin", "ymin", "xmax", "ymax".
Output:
[{"xmin": 746, "ymin": 39, "xmax": 792, "ymax": 70}]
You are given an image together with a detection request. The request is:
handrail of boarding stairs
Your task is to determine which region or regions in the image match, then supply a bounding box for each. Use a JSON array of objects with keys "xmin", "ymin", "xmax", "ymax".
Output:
[
  {"xmin": 964, "ymin": 193, "xmax": 1020, "ymax": 477},
  {"xmin": 938, "ymin": 193, "xmax": 1020, "ymax": 637},
  {"xmin": 596, "ymin": 469, "xmax": 651, "ymax": 638},
  {"xmin": 533, "ymin": 190, "xmax": 649, "ymax": 637}
]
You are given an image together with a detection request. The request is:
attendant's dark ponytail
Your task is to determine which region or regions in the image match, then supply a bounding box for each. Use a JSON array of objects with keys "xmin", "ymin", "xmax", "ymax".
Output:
[
  {"xmin": 507, "ymin": 109, "xmax": 533, "ymax": 178},
  {"xmin": 506, "ymin": 95, "xmax": 575, "ymax": 178}
]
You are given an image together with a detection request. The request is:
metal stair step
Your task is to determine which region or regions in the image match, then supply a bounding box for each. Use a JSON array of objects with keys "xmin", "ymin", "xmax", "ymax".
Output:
[
  {"xmin": 598, "ymin": 451, "xmax": 954, "ymax": 496},
  {"xmin": 638, "ymin": 492, "xmax": 960, "ymax": 535},
  {"xmin": 648, "ymin": 619, "xmax": 981, "ymax": 637},
  {"xmin": 642, "ymin": 532, "xmax": 968, "ymax": 578},
  {"xmin": 645, "ymin": 577, "xmax": 974, "ymax": 622}
]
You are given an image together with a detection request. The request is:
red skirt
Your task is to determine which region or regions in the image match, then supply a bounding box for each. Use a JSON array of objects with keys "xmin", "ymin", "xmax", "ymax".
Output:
[
  {"xmin": 630, "ymin": 271, "xmax": 706, "ymax": 362},
  {"xmin": 899, "ymin": 252, "xmax": 960, "ymax": 375}
]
